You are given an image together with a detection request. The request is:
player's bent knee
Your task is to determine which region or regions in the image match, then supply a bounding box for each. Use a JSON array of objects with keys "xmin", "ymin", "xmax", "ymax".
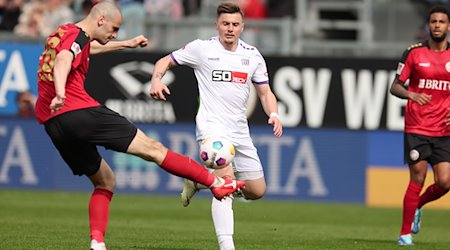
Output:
[
  {"xmin": 88, "ymin": 172, "xmax": 116, "ymax": 191},
  {"xmin": 436, "ymin": 178, "xmax": 450, "ymax": 190},
  {"xmin": 410, "ymin": 175, "xmax": 426, "ymax": 184},
  {"xmin": 242, "ymin": 187, "xmax": 266, "ymax": 200},
  {"xmin": 243, "ymin": 191, "xmax": 265, "ymax": 200}
]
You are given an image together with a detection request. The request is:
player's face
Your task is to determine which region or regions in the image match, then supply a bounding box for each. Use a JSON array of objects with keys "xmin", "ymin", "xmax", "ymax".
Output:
[
  {"xmin": 96, "ymin": 12, "xmax": 122, "ymax": 45},
  {"xmin": 216, "ymin": 13, "xmax": 244, "ymax": 47},
  {"xmin": 428, "ymin": 12, "xmax": 449, "ymax": 43}
]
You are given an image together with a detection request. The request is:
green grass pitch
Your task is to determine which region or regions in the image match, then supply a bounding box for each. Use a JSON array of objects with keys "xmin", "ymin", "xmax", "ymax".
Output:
[{"xmin": 0, "ymin": 189, "xmax": 449, "ymax": 250}]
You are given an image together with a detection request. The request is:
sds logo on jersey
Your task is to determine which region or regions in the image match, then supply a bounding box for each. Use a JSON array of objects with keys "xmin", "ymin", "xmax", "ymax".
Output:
[{"xmin": 212, "ymin": 70, "xmax": 248, "ymax": 84}]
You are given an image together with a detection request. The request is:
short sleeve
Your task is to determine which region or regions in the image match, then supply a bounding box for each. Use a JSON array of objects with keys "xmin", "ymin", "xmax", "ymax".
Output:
[
  {"xmin": 252, "ymin": 52, "xmax": 269, "ymax": 84},
  {"xmin": 170, "ymin": 39, "xmax": 202, "ymax": 68},
  {"xmin": 397, "ymin": 48, "xmax": 414, "ymax": 83},
  {"xmin": 57, "ymin": 26, "xmax": 89, "ymax": 68}
]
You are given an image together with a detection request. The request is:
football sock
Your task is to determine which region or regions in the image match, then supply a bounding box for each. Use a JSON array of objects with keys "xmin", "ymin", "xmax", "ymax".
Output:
[
  {"xmin": 212, "ymin": 197, "xmax": 235, "ymax": 250},
  {"xmin": 161, "ymin": 150, "xmax": 216, "ymax": 187},
  {"xmin": 418, "ymin": 183, "xmax": 449, "ymax": 208},
  {"xmin": 89, "ymin": 188, "xmax": 113, "ymax": 243},
  {"xmin": 400, "ymin": 181, "xmax": 422, "ymax": 235}
]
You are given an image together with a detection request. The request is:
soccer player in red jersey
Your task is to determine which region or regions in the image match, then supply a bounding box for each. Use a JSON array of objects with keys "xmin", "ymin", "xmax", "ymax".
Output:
[
  {"xmin": 390, "ymin": 4, "xmax": 450, "ymax": 246},
  {"xmin": 34, "ymin": 2, "xmax": 245, "ymax": 249}
]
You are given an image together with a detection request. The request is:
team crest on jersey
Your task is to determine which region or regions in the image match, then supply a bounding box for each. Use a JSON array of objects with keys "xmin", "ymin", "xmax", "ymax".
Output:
[
  {"xmin": 446, "ymin": 62, "xmax": 450, "ymax": 72},
  {"xmin": 241, "ymin": 58, "xmax": 249, "ymax": 66},
  {"xmin": 71, "ymin": 42, "xmax": 82, "ymax": 57},
  {"xmin": 396, "ymin": 62, "xmax": 405, "ymax": 75}
]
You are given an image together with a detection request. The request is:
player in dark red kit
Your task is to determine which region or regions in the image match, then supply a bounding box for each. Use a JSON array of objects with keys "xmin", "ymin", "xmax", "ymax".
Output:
[
  {"xmin": 34, "ymin": 2, "xmax": 244, "ymax": 249},
  {"xmin": 390, "ymin": 4, "xmax": 450, "ymax": 246}
]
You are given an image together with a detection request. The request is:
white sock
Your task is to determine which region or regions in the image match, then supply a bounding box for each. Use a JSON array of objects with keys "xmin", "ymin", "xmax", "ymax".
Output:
[{"xmin": 212, "ymin": 197, "xmax": 235, "ymax": 250}]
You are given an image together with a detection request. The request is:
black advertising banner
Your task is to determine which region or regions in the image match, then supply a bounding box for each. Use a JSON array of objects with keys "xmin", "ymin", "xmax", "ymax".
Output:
[
  {"xmin": 86, "ymin": 51, "xmax": 402, "ymax": 130},
  {"xmin": 86, "ymin": 52, "xmax": 199, "ymax": 124},
  {"xmin": 264, "ymin": 56, "xmax": 401, "ymax": 130}
]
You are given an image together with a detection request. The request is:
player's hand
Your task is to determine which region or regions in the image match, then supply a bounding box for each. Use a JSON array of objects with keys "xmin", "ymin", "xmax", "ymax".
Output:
[
  {"xmin": 50, "ymin": 95, "xmax": 66, "ymax": 114},
  {"xmin": 149, "ymin": 80, "xmax": 171, "ymax": 101},
  {"xmin": 409, "ymin": 92, "xmax": 431, "ymax": 105},
  {"xmin": 268, "ymin": 114, "xmax": 283, "ymax": 137},
  {"xmin": 128, "ymin": 35, "xmax": 149, "ymax": 48}
]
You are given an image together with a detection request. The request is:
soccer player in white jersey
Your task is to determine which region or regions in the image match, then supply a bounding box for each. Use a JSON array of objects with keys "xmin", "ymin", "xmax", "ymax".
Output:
[{"xmin": 149, "ymin": 2, "xmax": 283, "ymax": 250}]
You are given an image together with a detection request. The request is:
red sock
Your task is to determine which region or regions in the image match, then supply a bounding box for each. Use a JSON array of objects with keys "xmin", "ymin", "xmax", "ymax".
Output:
[
  {"xmin": 89, "ymin": 188, "xmax": 113, "ymax": 243},
  {"xmin": 160, "ymin": 150, "xmax": 216, "ymax": 187},
  {"xmin": 400, "ymin": 181, "xmax": 422, "ymax": 235},
  {"xmin": 418, "ymin": 183, "xmax": 449, "ymax": 208}
]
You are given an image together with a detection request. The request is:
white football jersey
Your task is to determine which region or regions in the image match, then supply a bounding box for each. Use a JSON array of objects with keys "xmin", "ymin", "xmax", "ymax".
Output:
[{"xmin": 171, "ymin": 36, "xmax": 269, "ymax": 140}]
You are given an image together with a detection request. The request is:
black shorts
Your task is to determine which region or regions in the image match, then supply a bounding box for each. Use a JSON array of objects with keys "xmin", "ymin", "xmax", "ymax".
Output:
[
  {"xmin": 404, "ymin": 133, "xmax": 450, "ymax": 165},
  {"xmin": 44, "ymin": 106, "xmax": 137, "ymax": 176}
]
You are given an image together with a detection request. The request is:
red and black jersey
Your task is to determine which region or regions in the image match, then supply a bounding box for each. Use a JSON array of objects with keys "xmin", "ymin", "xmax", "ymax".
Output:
[
  {"xmin": 396, "ymin": 40, "xmax": 450, "ymax": 137},
  {"xmin": 35, "ymin": 23, "xmax": 100, "ymax": 124}
]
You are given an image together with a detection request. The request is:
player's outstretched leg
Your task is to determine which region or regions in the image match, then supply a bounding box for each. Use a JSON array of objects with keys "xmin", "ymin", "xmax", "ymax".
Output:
[
  {"xmin": 157, "ymin": 149, "xmax": 244, "ymax": 201},
  {"xmin": 210, "ymin": 177, "xmax": 245, "ymax": 200},
  {"xmin": 411, "ymin": 208, "xmax": 422, "ymax": 234},
  {"xmin": 181, "ymin": 177, "xmax": 245, "ymax": 206}
]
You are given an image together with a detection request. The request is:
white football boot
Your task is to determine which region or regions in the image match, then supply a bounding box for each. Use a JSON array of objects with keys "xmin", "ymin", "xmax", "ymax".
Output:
[
  {"xmin": 180, "ymin": 179, "xmax": 199, "ymax": 207},
  {"xmin": 90, "ymin": 240, "xmax": 107, "ymax": 250}
]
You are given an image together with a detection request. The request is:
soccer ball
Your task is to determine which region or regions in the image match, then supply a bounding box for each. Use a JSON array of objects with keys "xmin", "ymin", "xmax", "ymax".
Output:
[{"xmin": 199, "ymin": 136, "xmax": 235, "ymax": 169}]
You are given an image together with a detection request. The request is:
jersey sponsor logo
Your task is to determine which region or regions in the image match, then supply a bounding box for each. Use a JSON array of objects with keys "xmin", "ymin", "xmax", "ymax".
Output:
[
  {"xmin": 419, "ymin": 62, "xmax": 430, "ymax": 67},
  {"xmin": 208, "ymin": 57, "xmax": 220, "ymax": 61},
  {"xmin": 71, "ymin": 42, "xmax": 82, "ymax": 57},
  {"xmin": 212, "ymin": 70, "xmax": 248, "ymax": 84},
  {"xmin": 418, "ymin": 78, "xmax": 450, "ymax": 90},
  {"xmin": 396, "ymin": 62, "xmax": 405, "ymax": 75},
  {"xmin": 446, "ymin": 62, "xmax": 450, "ymax": 72}
]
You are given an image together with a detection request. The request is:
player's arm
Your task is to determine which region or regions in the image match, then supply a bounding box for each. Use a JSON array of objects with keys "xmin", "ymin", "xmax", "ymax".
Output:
[
  {"xmin": 255, "ymin": 83, "xmax": 283, "ymax": 137},
  {"xmin": 50, "ymin": 49, "xmax": 73, "ymax": 113},
  {"xmin": 390, "ymin": 76, "xmax": 431, "ymax": 105},
  {"xmin": 149, "ymin": 54, "xmax": 177, "ymax": 101},
  {"xmin": 90, "ymin": 35, "xmax": 149, "ymax": 55}
]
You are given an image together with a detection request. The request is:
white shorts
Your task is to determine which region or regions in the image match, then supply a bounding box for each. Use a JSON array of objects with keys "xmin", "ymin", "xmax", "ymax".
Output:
[
  {"xmin": 200, "ymin": 136, "xmax": 264, "ymax": 181},
  {"xmin": 234, "ymin": 170, "xmax": 264, "ymax": 181}
]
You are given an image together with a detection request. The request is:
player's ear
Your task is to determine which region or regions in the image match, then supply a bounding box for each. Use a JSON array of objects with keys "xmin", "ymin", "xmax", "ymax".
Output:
[{"xmin": 98, "ymin": 15, "xmax": 105, "ymax": 26}]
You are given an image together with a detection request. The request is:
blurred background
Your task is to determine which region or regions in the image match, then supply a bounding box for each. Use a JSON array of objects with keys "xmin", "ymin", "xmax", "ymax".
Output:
[
  {"xmin": 2, "ymin": 0, "xmax": 450, "ymax": 209},
  {"xmin": 0, "ymin": 0, "xmax": 440, "ymax": 57}
]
